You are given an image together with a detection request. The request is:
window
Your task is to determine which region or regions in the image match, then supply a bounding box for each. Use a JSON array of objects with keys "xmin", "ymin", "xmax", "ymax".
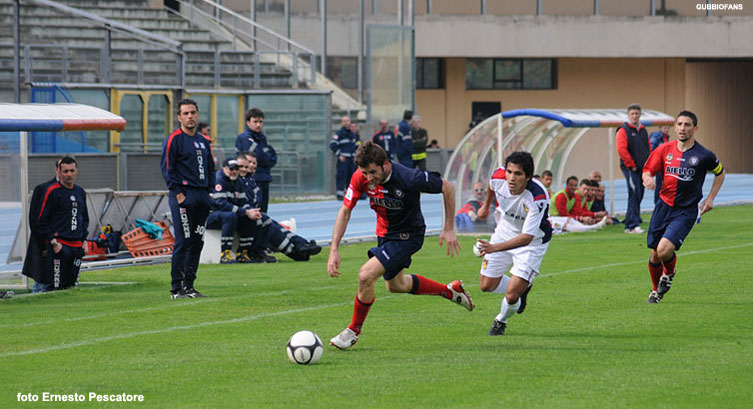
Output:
[
  {"xmin": 323, "ymin": 56, "xmax": 358, "ymax": 90},
  {"xmin": 416, "ymin": 58, "xmax": 444, "ymax": 89},
  {"xmin": 466, "ymin": 58, "xmax": 556, "ymax": 90}
]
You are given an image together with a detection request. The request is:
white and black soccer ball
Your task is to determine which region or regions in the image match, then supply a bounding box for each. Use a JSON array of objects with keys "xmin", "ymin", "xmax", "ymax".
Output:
[
  {"xmin": 473, "ymin": 240, "xmax": 483, "ymax": 257},
  {"xmin": 286, "ymin": 330, "xmax": 323, "ymax": 365}
]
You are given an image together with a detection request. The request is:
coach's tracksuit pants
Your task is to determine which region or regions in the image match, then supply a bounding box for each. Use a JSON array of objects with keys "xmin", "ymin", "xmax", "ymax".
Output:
[
  {"xmin": 168, "ymin": 187, "xmax": 211, "ymax": 291},
  {"xmin": 622, "ymin": 167, "xmax": 645, "ymax": 230}
]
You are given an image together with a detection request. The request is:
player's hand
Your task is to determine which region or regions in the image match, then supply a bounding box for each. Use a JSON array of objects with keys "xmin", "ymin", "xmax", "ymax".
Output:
[
  {"xmin": 699, "ymin": 199, "xmax": 714, "ymax": 215},
  {"xmin": 581, "ymin": 216, "xmax": 594, "ymax": 225},
  {"xmin": 81, "ymin": 242, "xmax": 87, "ymax": 255},
  {"xmin": 476, "ymin": 206, "xmax": 488, "ymax": 220},
  {"xmin": 476, "ymin": 239, "xmax": 496, "ymax": 256},
  {"xmin": 176, "ymin": 192, "xmax": 186, "ymax": 204},
  {"xmin": 339, "ymin": 155, "xmax": 346, "ymax": 163},
  {"xmin": 51, "ymin": 240, "xmax": 62, "ymax": 254},
  {"xmin": 643, "ymin": 175, "xmax": 656, "ymax": 190},
  {"xmin": 438, "ymin": 229, "xmax": 461, "ymax": 257},
  {"xmin": 327, "ymin": 250, "xmax": 341, "ymax": 278}
]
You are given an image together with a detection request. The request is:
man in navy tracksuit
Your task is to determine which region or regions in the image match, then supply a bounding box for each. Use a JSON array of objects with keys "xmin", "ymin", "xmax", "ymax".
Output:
[
  {"xmin": 616, "ymin": 104, "xmax": 651, "ymax": 234},
  {"xmin": 206, "ymin": 158, "xmax": 263, "ymax": 264},
  {"xmin": 395, "ymin": 110, "xmax": 414, "ymax": 168},
  {"xmin": 238, "ymin": 152, "xmax": 321, "ymax": 262},
  {"xmin": 36, "ymin": 156, "xmax": 89, "ymax": 291},
  {"xmin": 161, "ymin": 99, "xmax": 215, "ymax": 299},
  {"xmin": 235, "ymin": 107, "xmax": 277, "ymax": 213},
  {"xmin": 330, "ymin": 116, "xmax": 360, "ymax": 200},
  {"xmin": 372, "ymin": 119, "xmax": 396, "ymax": 160}
]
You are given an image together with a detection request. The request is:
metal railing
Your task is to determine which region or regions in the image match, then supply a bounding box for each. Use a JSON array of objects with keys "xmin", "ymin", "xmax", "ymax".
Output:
[{"xmin": 166, "ymin": 0, "xmax": 316, "ymax": 86}]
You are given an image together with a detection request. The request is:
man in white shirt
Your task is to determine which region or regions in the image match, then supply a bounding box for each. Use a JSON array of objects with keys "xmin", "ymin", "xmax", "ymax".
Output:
[{"xmin": 476, "ymin": 151, "xmax": 552, "ymax": 336}]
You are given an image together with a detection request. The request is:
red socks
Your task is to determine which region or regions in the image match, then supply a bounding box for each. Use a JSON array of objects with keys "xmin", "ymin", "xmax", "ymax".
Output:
[
  {"xmin": 348, "ymin": 295, "xmax": 373, "ymax": 335},
  {"xmin": 648, "ymin": 260, "xmax": 663, "ymax": 291},
  {"xmin": 663, "ymin": 253, "xmax": 677, "ymax": 276},
  {"xmin": 410, "ymin": 274, "xmax": 451, "ymax": 299}
]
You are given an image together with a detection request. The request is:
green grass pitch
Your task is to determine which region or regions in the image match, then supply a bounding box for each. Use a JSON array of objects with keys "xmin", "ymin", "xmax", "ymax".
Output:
[{"xmin": 2, "ymin": 205, "xmax": 752, "ymax": 408}]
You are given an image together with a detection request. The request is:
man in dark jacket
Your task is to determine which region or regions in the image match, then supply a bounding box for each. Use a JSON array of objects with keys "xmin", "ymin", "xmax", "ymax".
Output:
[
  {"xmin": 616, "ymin": 104, "xmax": 650, "ymax": 234},
  {"xmin": 330, "ymin": 116, "xmax": 360, "ymax": 200},
  {"xmin": 235, "ymin": 108, "xmax": 277, "ymax": 213},
  {"xmin": 23, "ymin": 159, "xmax": 60, "ymax": 292},
  {"xmin": 396, "ymin": 110, "xmax": 413, "ymax": 168}
]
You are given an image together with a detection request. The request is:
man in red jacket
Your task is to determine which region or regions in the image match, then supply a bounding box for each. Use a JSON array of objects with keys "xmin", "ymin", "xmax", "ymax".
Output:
[{"xmin": 617, "ymin": 104, "xmax": 651, "ymax": 234}]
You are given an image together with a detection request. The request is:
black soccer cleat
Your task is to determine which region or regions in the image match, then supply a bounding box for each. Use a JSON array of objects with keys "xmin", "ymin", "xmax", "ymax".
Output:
[
  {"xmin": 183, "ymin": 287, "xmax": 206, "ymax": 298},
  {"xmin": 657, "ymin": 273, "xmax": 674, "ymax": 298},
  {"xmin": 647, "ymin": 290, "xmax": 660, "ymax": 304},
  {"xmin": 170, "ymin": 289, "xmax": 189, "ymax": 299},
  {"xmin": 517, "ymin": 283, "xmax": 533, "ymax": 314},
  {"xmin": 488, "ymin": 319, "xmax": 507, "ymax": 336}
]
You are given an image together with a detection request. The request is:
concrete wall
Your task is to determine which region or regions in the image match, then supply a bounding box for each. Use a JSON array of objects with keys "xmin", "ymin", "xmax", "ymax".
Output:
[{"xmin": 416, "ymin": 57, "xmax": 688, "ymax": 181}]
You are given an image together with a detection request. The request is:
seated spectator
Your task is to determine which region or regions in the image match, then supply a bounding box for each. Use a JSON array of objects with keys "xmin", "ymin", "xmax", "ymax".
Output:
[
  {"xmin": 455, "ymin": 182, "xmax": 488, "ymax": 232},
  {"xmin": 550, "ymin": 176, "xmax": 603, "ymax": 225},
  {"xmin": 207, "ymin": 158, "xmax": 264, "ymax": 264},
  {"xmin": 428, "ymin": 139, "xmax": 439, "ymax": 149},
  {"xmin": 575, "ymin": 179, "xmax": 608, "ymax": 224},
  {"xmin": 238, "ymin": 153, "xmax": 322, "ymax": 261},
  {"xmin": 590, "ymin": 182, "xmax": 619, "ymax": 225},
  {"xmin": 541, "ymin": 170, "xmax": 553, "ymax": 197},
  {"xmin": 550, "ymin": 214, "xmax": 607, "ymax": 234}
]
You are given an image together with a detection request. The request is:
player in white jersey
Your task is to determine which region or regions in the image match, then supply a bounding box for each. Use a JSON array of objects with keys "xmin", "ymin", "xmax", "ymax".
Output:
[{"xmin": 476, "ymin": 152, "xmax": 553, "ymax": 336}]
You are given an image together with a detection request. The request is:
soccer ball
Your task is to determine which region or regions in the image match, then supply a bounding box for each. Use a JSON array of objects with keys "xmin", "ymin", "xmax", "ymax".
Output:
[
  {"xmin": 286, "ymin": 330, "xmax": 323, "ymax": 365},
  {"xmin": 473, "ymin": 240, "xmax": 483, "ymax": 257}
]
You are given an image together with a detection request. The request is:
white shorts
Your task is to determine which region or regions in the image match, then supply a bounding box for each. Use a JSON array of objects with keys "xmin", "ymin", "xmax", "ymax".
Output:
[{"xmin": 479, "ymin": 243, "xmax": 548, "ymax": 284}]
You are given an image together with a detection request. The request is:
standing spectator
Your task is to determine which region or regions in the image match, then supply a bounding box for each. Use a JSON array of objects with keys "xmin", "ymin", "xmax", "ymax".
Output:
[
  {"xmin": 475, "ymin": 152, "xmax": 552, "ymax": 336},
  {"xmin": 372, "ymin": 119, "xmax": 396, "ymax": 160},
  {"xmin": 236, "ymin": 108, "xmax": 277, "ymax": 213},
  {"xmin": 23, "ymin": 159, "xmax": 61, "ymax": 293},
  {"xmin": 330, "ymin": 116, "xmax": 360, "ymax": 200},
  {"xmin": 649, "ymin": 125, "xmax": 671, "ymax": 205},
  {"xmin": 616, "ymin": 103, "xmax": 651, "ymax": 234},
  {"xmin": 395, "ymin": 110, "xmax": 413, "ymax": 168},
  {"xmin": 206, "ymin": 158, "xmax": 262, "ymax": 264},
  {"xmin": 161, "ymin": 99, "xmax": 215, "ymax": 299},
  {"xmin": 642, "ymin": 111, "xmax": 725, "ymax": 303},
  {"xmin": 35, "ymin": 156, "xmax": 89, "ymax": 292},
  {"xmin": 327, "ymin": 141, "xmax": 472, "ymax": 350},
  {"xmin": 540, "ymin": 170, "xmax": 554, "ymax": 197},
  {"xmin": 411, "ymin": 115, "xmax": 429, "ymax": 171}
]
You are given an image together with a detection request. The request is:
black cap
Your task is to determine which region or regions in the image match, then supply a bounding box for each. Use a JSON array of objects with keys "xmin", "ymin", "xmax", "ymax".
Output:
[{"xmin": 223, "ymin": 159, "xmax": 239, "ymax": 169}]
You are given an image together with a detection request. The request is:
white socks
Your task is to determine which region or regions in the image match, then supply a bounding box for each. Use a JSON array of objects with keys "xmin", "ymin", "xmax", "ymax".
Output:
[
  {"xmin": 490, "ymin": 275, "xmax": 510, "ymax": 294},
  {"xmin": 495, "ymin": 297, "xmax": 520, "ymax": 323}
]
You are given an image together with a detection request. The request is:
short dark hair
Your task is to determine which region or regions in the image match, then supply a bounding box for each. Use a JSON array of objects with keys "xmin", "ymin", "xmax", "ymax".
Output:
[
  {"xmin": 579, "ymin": 178, "xmax": 595, "ymax": 187},
  {"xmin": 403, "ymin": 110, "xmax": 413, "ymax": 121},
  {"xmin": 627, "ymin": 103, "xmax": 642, "ymax": 112},
  {"xmin": 504, "ymin": 151, "xmax": 534, "ymax": 178},
  {"xmin": 542, "ymin": 170, "xmax": 553, "ymax": 177},
  {"xmin": 242, "ymin": 151, "xmax": 257, "ymax": 160},
  {"xmin": 197, "ymin": 122, "xmax": 209, "ymax": 132},
  {"xmin": 355, "ymin": 141, "xmax": 388, "ymax": 168},
  {"xmin": 57, "ymin": 156, "xmax": 77, "ymax": 168},
  {"xmin": 177, "ymin": 99, "xmax": 198, "ymax": 114},
  {"xmin": 245, "ymin": 108, "xmax": 265, "ymax": 122},
  {"xmin": 677, "ymin": 110, "xmax": 698, "ymax": 126},
  {"xmin": 566, "ymin": 175, "xmax": 578, "ymax": 185}
]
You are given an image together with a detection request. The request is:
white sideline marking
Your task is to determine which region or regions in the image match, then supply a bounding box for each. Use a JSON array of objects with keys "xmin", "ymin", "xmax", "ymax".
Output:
[
  {"xmin": 541, "ymin": 241, "xmax": 753, "ymax": 278},
  {"xmin": 0, "ymin": 285, "xmax": 347, "ymax": 330}
]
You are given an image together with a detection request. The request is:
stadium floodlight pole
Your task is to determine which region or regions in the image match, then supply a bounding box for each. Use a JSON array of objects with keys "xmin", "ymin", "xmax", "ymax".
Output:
[
  {"xmin": 497, "ymin": 114, "xmax": 504, "ymax": 169},
  {"xmin": 251, "ymin": 0, "xmax": 257, "ymax": 50},
  {"xmin": 320, "ymin": 0, "xmax": 327, "ymax": 76},
  {"xmin": 13, "ymin": 0, "xmax": 19, "ymax": 103},
  {"xmin": 481, "ymin": 0, "xmax": 486, "ymax": 15},
  {"xmin": 372, "ymin": 0, "xmax": 377, "ymax": 14},
  {"xmin": 398, "ymin": 0, "xmax": 403, "ymax": 25}
]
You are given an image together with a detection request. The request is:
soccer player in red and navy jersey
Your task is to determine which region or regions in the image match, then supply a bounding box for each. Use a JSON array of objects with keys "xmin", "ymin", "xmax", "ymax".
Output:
[
  {"xmin": 327, "ymin": 141, "xmax": 473, "ymax": 350},
  {"xmin": 642, "ymin": 111, "xmax": 725, "ymax": 303}
]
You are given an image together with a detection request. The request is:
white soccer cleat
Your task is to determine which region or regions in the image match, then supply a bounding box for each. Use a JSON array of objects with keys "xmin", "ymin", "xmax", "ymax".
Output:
[
  {"xmin": 330, "ymin": 327, "xmax": 359, "ymax": 350},
  {"xmin": 447, "ymin": 280, "xmax": 475, "ymax": 311}
]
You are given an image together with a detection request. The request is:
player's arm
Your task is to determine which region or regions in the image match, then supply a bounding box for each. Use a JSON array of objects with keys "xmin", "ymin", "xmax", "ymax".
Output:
[
  {"xmin": 642, "ymin": 147, "xmax": 663, "ymax": 190},
  {"xmin": 616, "ymin": 128, "xmax": 636, "ymax": 170},
  {"xmin": 438, "ymin": 178, "xmax": 461, "ymax": 257},
  {"xmin": 327, "ymin": 205, "xmax": 353, "ymax": 278},
  {"xmin": 700, "ymin": 168, "xmax": 725, "ymax": 215},
  {"xmin": 476, "ymin": 186, "xmax": 495, "ymax": 220}
]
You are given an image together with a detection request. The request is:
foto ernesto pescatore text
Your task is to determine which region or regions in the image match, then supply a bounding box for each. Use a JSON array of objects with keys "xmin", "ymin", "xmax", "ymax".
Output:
[{"xmin": 17, "ymin": 392, "xmax": 144, "ymax": 402}]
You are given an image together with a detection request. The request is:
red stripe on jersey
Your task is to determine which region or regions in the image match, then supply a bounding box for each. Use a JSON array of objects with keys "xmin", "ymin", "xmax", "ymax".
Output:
[
  {"xmin": 165, "ymin": 129, "xmax": 182, "ymax": 171},
  {"xmin": 344, "ymin": 170, "xmax": 367, "ymax": 209},
  {"xmin": 533, "ymin": 194, "xmax": 546, "ymax": 201},
  {"xmin": 492, "ymin": 168, "xmax": 506, "ymax": 180},
  {"xmin": 658, "ymin": 142, "xmax": 681, "ymax": 207},
  {"xmin": 38, "ymin": 182, "xmax": 62, "ymax": 220}
]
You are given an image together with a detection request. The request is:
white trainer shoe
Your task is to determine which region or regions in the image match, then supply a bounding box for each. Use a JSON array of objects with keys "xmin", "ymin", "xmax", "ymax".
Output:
[
  {"xmin": 330, "ymin": 327, "xmax": 359, "ymax": 350},
  {"xmin": 447, "ymin": 280, "xmax": 475, "ymax": 311}
]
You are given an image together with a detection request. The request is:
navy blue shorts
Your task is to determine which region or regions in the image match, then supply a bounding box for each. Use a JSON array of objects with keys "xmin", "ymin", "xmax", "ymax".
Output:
[
  {"xmin": 647, "ymin": 201, "xmax": 698, "ymax": 251},
  {"xmin": 368, "ymin": 235, "xmax": 424, "ymax": 280}
]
